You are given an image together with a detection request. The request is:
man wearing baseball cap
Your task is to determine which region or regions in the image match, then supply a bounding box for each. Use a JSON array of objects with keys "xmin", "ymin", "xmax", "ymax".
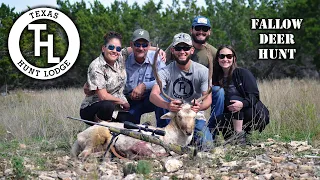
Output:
[
  {"xmin": 150, "ymin": 32, "xmax": 213, "ymax": 149},
  {"xmin": 191, "ymin": 16, "xmax": 212, "ymax": 56},
  {"xmin": 124, "ymin": 29, "xmax": 167, "ymax": 124},
  {"xmin": 167, "ymin": 16, "xmax": 224, "ymax": 141},
  {"xmin": 190, "ymin": 16, "xmax": 225, "ymax": 142},
  {"xmin": 83, "ymin": 29, "xmax": 166, "ymax": 124},
  {"xmin": 166, "ymin": 16, "xmax": 215, "ymax": 66}
]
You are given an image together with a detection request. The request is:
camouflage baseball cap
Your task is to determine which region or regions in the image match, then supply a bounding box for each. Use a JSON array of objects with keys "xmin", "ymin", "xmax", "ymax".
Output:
[
  {"xmin": 172, "ymin": 33, "xmax": 193, "ymax": 46},
  {"xmin": 132, "ymin": 29, "xmax": 150, "ymax": 42}
]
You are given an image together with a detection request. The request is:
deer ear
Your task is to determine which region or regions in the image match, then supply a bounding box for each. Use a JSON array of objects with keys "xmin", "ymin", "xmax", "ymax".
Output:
[{"xmin": 160, "ymin": 112, "xmax": 175, "ymax": 119}]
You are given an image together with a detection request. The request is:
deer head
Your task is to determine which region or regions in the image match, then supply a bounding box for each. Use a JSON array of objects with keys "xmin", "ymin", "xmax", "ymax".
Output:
[{"xmin": 160, "ymin": 103, "xmax": 197, "ymax": 135}]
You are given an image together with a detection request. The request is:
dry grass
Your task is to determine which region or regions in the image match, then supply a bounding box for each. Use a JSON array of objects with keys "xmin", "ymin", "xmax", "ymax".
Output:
[
  {"xmin": 0, "ymin": 78, "xmax": 319, "ymax": 147},
  {"xmin": 0, "ymin": 88, "xmax": 86, "ymax": 145},
  {"xmin": 257, "ymin": 78, "xmax": 320, "ymax": 141}
]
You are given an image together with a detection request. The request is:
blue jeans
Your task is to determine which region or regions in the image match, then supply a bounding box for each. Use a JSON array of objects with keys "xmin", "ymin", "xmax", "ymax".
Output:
[
  {"xmin": 208, "ymin": 86, "xmax": 225, "ymax": 139},
  {"xmin": 156, "ymin": 94, "xmax": 172, "ymax": 128},
  {"xmin": 156, "ymin": 108, "xmax": 171, "ymax": 128},
  {"xmin": 193, "ymin": 119, "xmax": 213, "ymax": 148},
  {"xmin": 127, "ymin": 92, "xmax": 164, "ymax": 124}
]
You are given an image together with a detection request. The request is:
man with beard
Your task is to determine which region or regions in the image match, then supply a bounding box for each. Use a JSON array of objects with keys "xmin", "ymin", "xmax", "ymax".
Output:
[
  {"xmin": 165, "ymin": 16, "xmax": 224, "ymax": 140},
  {"xmin": 189, "ymin": 16, "xmax": 217, "ymax": 66},
  {"xmin": 150, "ymin": 33, "xmax": 213, "ymax": 148},
  {"xmin": 165, "ymin": 16, "xmax": 216, "ymax": 67}
]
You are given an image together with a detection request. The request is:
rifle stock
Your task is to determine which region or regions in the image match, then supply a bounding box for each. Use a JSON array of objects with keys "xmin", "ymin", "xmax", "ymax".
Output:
[{"xmin": 67, "ymin": 117, "xmax": 197, "ymax": 156}]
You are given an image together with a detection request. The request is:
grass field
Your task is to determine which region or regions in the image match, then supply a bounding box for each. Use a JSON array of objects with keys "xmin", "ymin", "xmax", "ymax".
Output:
[
  {"xmin": 0, "ymin": 78, "xmax": 319, "ymax": 146},
  {"xmin": 0, "ymin": 78, "xmax": 320, "ymax": 178}
]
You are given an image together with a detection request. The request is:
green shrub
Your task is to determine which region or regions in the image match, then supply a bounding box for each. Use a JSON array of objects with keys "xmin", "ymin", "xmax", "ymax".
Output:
[
  {"xmin": 136, "ymin": 160, "xmax": 152, "ymax": 175},
  {"xmin": 11, "ymin": 156, "xmax": 28, "ymax": 179}
]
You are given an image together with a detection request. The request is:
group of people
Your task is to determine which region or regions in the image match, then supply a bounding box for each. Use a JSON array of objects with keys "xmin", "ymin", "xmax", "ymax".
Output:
[{"xmin": 79, "ymin": 16, "xmax": 269, "ymax": 148}]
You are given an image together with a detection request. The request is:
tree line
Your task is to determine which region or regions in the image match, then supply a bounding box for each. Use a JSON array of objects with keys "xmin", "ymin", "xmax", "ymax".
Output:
[{"xmin": 0, "ymin": 0, "xmax": 319, "ymax": 89}]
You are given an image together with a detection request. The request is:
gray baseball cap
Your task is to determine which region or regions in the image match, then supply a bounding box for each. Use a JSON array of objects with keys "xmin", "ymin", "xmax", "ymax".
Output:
[
  {"xmin": 132, "ymin": 29, "xmax": 150, "ymax": 42},
  {"xmin": 172, "ymin": 33, "xmax": 193, "ymax": 46}
]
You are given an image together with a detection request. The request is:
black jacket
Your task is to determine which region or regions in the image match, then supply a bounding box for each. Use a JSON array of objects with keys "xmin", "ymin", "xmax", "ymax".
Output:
[
  {"xmin": 212, "ymin": 67, "xmax": 269, "ymax": 132},
  {"xmin": 232, "ymin": 68, "xmax": 260, "ymax": 108}
]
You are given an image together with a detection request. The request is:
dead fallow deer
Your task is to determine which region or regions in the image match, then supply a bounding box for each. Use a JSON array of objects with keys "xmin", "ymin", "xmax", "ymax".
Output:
[{"xmin": 71, "ymin": 47, "xmax": 213, "ymax": 159}]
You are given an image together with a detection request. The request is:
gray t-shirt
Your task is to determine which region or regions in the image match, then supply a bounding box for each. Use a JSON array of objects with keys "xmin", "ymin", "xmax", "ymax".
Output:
[
  {"xmin": 158, "ymin": 61, "xmax": 208, "ymax": 102},
  {"xmin": 158, "ymin": 61, "xmax": 209, "ymax": 120}
]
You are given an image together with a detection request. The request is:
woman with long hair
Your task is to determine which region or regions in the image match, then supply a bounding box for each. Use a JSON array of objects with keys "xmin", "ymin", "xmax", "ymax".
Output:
[{"xmin": 209, "ymin": 45, "xmax": 269, "ymax": 144}]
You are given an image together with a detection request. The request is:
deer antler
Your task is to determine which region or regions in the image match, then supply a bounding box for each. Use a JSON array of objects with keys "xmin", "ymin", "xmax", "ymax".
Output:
[
  {"xmin": 195, "ymin": 44, "xmax": 213, "ymax": 102},
  {"xmin": 152, "ymin": 46, "xmax": 175, "ymax": 102}
]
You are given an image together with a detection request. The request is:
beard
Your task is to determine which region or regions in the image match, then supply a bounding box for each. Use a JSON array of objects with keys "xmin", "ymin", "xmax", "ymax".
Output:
[
  {"xmin": 191, "ymin": 33, "xmax": 209, "ymax": 44},
  {"xmin": 174, "ymin": 54, "xmax": 192, "ymax": 65}
]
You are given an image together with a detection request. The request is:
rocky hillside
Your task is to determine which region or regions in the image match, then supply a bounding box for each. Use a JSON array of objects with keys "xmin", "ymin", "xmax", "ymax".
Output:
[{"xmin": 1, "ymin": 139, "xmax": 319, "ymax": 179}]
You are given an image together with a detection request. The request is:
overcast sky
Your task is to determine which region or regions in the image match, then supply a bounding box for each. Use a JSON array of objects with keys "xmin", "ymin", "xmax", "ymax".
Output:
[{"xmin": 2, "ymin": 0, "xmax": 207, "ymax": 13}]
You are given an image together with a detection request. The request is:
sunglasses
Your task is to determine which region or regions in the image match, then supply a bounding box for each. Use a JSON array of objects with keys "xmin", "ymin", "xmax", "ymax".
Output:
[
  {"xmin": 133, "ymin": 42, "xmax": 149, "ymax": 48},
  {"xmin": 106, "ymin": 44, "xmax": 121, "ymax": 52},
  {"xmin": 174, "ymin": 46, "xmax": 192, "ymax": 51},
  {"xmin": 218, "ymin": 54, "xmax": 234, "ymax": 59},
  {"xmin": 194, "ymin": 26, "xmax": 210, "ymax": 32}
]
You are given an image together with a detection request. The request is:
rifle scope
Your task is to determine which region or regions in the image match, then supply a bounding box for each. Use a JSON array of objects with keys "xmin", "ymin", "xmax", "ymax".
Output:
[{"xmin": 124, "ymin": 121, "xmax": 165, "ymax": 136}]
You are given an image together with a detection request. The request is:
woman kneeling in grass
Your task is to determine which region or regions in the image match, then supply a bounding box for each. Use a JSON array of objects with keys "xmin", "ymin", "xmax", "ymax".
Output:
[{"xmin": 208, "ymin": 45, "xmax": 269, "ymax": 145}]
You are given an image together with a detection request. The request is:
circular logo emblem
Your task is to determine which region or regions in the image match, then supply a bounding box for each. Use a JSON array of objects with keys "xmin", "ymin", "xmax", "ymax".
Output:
[
  {"xmin": 172, "ymin": 77, "xmax": 194, "ymax": 99},
  {"xmin": 8, "ymin": 7, "xmax": 80, "ymax": 80}
]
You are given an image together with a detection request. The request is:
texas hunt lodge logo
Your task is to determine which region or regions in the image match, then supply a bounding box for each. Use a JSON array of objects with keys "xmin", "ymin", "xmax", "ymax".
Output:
[{"xmin": 8, "ymin": 7, "xmax": 80, "ymax": 80}]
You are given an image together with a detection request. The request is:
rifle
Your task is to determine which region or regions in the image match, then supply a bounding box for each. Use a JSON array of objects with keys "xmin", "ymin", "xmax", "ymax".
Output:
[{"xmin": 67, "ymin": 117, "xmax": 197, "ymax": 156}]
